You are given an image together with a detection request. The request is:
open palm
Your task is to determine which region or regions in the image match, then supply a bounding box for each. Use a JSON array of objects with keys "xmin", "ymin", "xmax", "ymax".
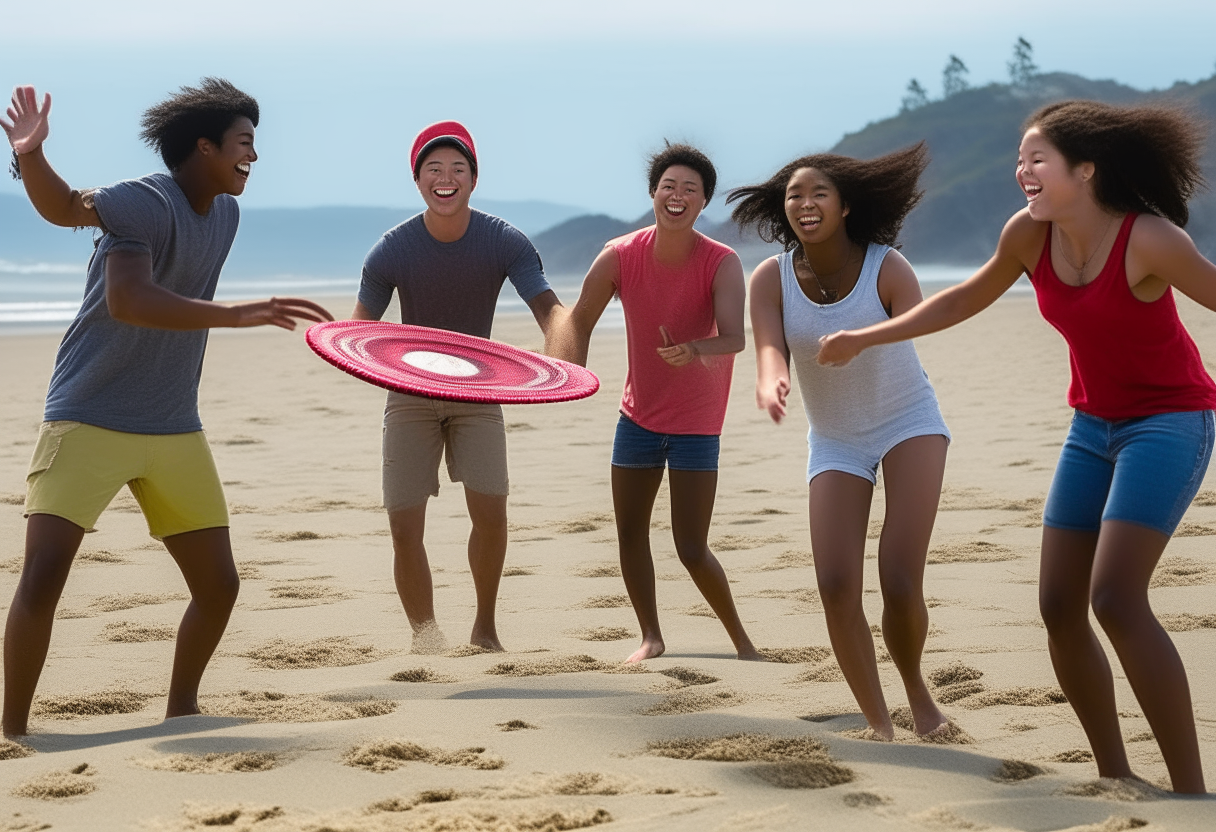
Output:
[{"xmin": 1, "ymin": 86, "xmax": 51, "ymax": 154}]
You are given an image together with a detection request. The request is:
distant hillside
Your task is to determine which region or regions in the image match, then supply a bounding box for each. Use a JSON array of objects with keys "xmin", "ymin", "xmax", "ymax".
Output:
[{"xmin": 831, "ymin": 71, "xmax": 1216, "ymax": 263}]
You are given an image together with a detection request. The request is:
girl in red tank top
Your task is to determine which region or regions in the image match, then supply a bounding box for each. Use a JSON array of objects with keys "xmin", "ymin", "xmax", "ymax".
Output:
[{"xmin": 815, "ymin": 100, "xmax": 1216, "ymax": 794}]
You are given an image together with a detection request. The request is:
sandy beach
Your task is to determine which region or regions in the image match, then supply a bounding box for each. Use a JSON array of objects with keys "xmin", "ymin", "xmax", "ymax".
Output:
[{"xmin": 1, "ymin": 291, "xmax": 1214, "ymax": 831}]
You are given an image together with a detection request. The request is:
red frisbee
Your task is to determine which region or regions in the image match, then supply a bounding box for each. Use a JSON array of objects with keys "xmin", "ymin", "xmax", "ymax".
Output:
[{"xmin": 305, "ymin": 320, "xmax": 599, "ymax": 404}]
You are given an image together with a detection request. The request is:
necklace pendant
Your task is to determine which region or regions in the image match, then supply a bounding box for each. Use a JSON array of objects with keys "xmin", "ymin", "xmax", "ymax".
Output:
[{"xmin": 823, "ymin": 288, "xmax": 838, "ymax": 303}]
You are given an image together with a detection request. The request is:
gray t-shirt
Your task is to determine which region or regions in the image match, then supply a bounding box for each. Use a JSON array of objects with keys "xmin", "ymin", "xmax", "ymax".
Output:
[
  {"xmin": 44, "ymin": 172, "xmax": 239, "ymax": 434},
  {"xmin": 358, "ymin": 209, "xmax": 550, "ymax": 338}
]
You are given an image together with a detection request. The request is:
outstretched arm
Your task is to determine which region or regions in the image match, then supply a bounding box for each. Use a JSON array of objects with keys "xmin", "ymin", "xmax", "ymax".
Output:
[
  {"xmin": 657, "ymin": 252, "xmax": 746, "ymax": 366},
  {"xmin": 816, "ymin": 211, "xmax": 1039, "ymax": 366},
  {"xmin": 1, "ymin": 86, "xmax": 99, "ymax": 228},
  {"xmin": 546, "ymin": 246, "xmax": 618, "ymax": 366},
  {"xmin": 106, "ymin": 250, "xmax": 334, "ymax": 331},
  {"xmin": 749, "ymin": 258, "xmax": 791, "ymax": 423}
]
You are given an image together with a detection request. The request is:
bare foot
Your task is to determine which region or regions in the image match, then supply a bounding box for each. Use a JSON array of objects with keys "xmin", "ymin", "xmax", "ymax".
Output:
[
  {"xmin": 410, "ymin": 620, "xmax": 449, "ymax": 655},
  {"xmin": 857, "ymin": 725, "xmax": 895, "ymax": 742},
  {"xmin": 470, "ymin": 626, "xmax": 504, "ymax": 653},
  {"xmin": 165, "ymin": 700, "xmax": 202, "ymax": 719},
  {"xmin": 908, "ymin": 692, "xmax": 948, "ymax": 736},
  {"xmin": 2, "ymin": 725, "xmax": 30, "ymax": 738},
  {"xmin": 625, "ymin": 638, "xmax": 665, "ymax": 663},
  {"xmin": 737, "ymin": 646, "xmax": 767, "ymax": 661}
]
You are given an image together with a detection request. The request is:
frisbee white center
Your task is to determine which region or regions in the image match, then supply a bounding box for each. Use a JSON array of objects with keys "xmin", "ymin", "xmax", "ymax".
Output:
[{"xmin": 402, "ymin": 350, "xmax": 480, "ymax": 377}]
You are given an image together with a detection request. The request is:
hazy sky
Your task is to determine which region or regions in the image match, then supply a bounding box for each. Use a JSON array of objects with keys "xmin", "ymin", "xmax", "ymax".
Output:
[{"xmin": 3, "ymin": 0, "xmax": 1215, "ymax": 219}]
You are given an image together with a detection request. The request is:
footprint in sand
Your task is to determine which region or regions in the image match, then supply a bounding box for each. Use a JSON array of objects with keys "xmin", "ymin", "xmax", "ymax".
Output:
[
  {"xmin": 76, "ymin": 549, "xmax": 128, "ymax": 565},
  {"xmin": 927, "ymin": 541, "xmax": 1020, "ymax": 564},
  {"xmin": 0, "ymin": 492, "xmax": 25, "ymax": 506},
  {"xmin": 1158, "ymin": 613, "xmax": 1216, "ymax": 631},
  {"xmin": 646, "ymin": 734, "xmax": 853, "ymax": 789},
  {"xmin": 573, "ymin": 562, "xmax": 621, "ymax": 578},
  {"xmin": 390, "ymin": 668, "xmax": 455, "ymax": 683},
  {"xmin": 32, "ymin": 690, "xmax": 153, "ymax": 720},
  {"xmin": 133, "ymin": 752, "xmax": 278, "ymax": 773},
  {"xmin": 0, "ymin": 739, "xmax": 35, "ymax": 760},
  {"xmin": 658, "ymin": 667, "xmax": 720, "ymax": 688},
  {"xmin": 575, "ymin": 595, "xmax": 631, "ymax": 609},
  {"xmin": 497, "ymin": 720, "xmax": 537, "ymax": 732},
  {"xmin": 12, "ymin": 764, "xmax": 96, "ymax": 799},
  {"xmin": 843, "ymin": 791, "xmax": 891, "ymax": 808},
  {"xmin": 255, "ymin": 530, "xmax": 335, "ymax": 543},
  {"xmin": 762, "ymin": 646, "xmax": 834, "ymax": 664},
  {"xmin": 263, "ymin": 579, "xmax": 352, "ymax": 606},
  {"xmin": 1049, "ymin": 749, "xmax": 1095, "ymax": 764},
  {"xmin": 928, "ymin": 662, "xmax": 986, "ymax": 703},
  {"xmin": 795, "ymin": 663, "xmax": 845, "ymax": 683},
  {"xmin": 58, "ymin": 592, "xmax": 188, "ymax": 619},
  {"xmin": 1172, "ymin": 522, "xmax": 1216, "ymax": 537},
  {"xmin": 710, "ymin": 533, "xmax": 786, "ymax": 551},
  {"xmin": 571, "ymin": 626, "xmax": 634, "ymax": 642},
  {"xmin": 991, "ymin": 760, "xmax": 1048, "ymax": 782},
  {"xmin": 957, "ymin": 686, "xmax": 1067, "ymax": 710},
  {"xmin": 501, "ymin": 566, "xmax": 535, "ymax": 577},
  {"xmin": 203, "ymin": 690, "xmax": 395, "ymax": 723},
  {"xmin": 1060, "ymin": 779, "xmax": 1164, "ymax": 802},
  {"xmin": 1150, "ymin": 556, "xmax": 1214, "ymax": 587},
  {"xmin": 641, "ymin": 688, "xmax": 745, "ymax": 716},
  {"xmin": 100, "ymin": 621, "xmax": 176, "ymax": 643},
  {"xmin": 342, "ymin": 739, "xmax": 504, "ymax": 772},
  {"xmin": 756, "ymin": 550, "xmax": 815, "ymax": 571},
  {"xmin": 938, "ymin": 486, "xmax": 1043, "ymax": 513},
  {"xmin": 485, "ymin": 655, "xmax": 606, "ymax": 677},
  {"xmin": 682, "ymin": 603, "xmax": 718, "ymax": 618},
  {"xmin": 553, "ymin": 513, "xmax": 613, "ymax": 534},
  {"xmin": 240, "ymin": 637, "xmax": 385, "ymax": 670}
]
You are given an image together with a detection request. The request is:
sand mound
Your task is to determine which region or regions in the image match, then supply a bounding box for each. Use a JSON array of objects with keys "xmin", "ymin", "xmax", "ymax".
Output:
[
  {"xmin": 32, "ymin": 689, "xmax": 153, "ymax": 719},
  {"xmin": 554, "ymin": 513, "xmax": 613, "ymax": 534},
  {"xmin": 161, "ymin": 802, "xmax": 610, "ymax": 831},
  {"xmin": 1057, "ymin": 818, "xmax": 1148, "ymax": 832},
  {"xmin": 928, "ymin": 662, "xmax": 984, "ymax": 687},
  {"xmin": 761, "ymin": 646, "xmax": 833, "ymax": 664},
  {"xmin": 571, "ymin": 627, "xmax": 633, "ymax": 642},
  {"xmin": 256, "ymin": 530, "xmax": 332, "ymax": 542},
  {"xmin": 889, "ymin": 708, "xmax": 974, "ymax": 744},
  {"xmin": 750, "ymin": 760, "xmax": 855, "ymax": 789},
  {"xmin": 642, "ymin": 688, "xmax": 743, "ymax": 715},
  {"xmin": 574, "ymin": 595, "xmax": 630, "ymax": 609},
  {"xmin": 409, "ymin": 622, "xmax": 449, "ymax": 655},
  {"xmin": 235, "ymin": 563, "xmax": 263, "ymax": 580},
  {"xmin": 1173, "ymin": 522, "xmax": 1216, "ymax": 537},
  {"xmin": 390, "ymin": 668, "xmax": 455, "ymax": 683},
  {"xmin": 486, "ymin": 655, "xmax": 605, "ymax": 677},
  {"xmin": 242, "ymin": 637, "xmax": 383, "ymax": 669},
  {"xmin": 267, "ymin": 581, "xmax": 351, "ymax": 602},
  {"xmin": 1150, "ymin": 557, "xmax": 1213, "ymax": 588},
  {"xmin": 908, "ymin": 805, "xmax": 986, "ymax": 829},
  {"xmin": 1049, "ymin": 749, "xmax": 1095, "ymax": 763},
  {"xmin": 992, "ymin": 759, "xmax": 1046, "ymax": 782},
  {"xmin": 647, "ymin": 733, "xmax": 831, "ymax": 763},
  {"xmin": 12, "ymin": 764, "xmax": 95, "ymax": 800},
  {"xmin": 843, "ymin": 791, "xmax": 891, "ymax": 808},
  {"xmin": 572, "ymin": 562, "xmax": 621, "ymax": 578},
  {"xmin": 758, "ymin": 550, "xmax": 815, "ymax": 571},
  {"xmin": 936, "ymin": 681, "xmax": 987, "ymax": 704},
  {"xmin": 1159, "ymin": 613, "xmax": 1216, "ymax": 631},
  {"xmin": 682, "ymin": 603, "xmax": 717, "ymax": 618},
  {"xmin": 135, "ymin": 752, "xmax": 278, "ymax": 773},
  {"xmin": 501, "ymin": 566, "xmax": 535, "ymax": 577},
  {"xmin": 447, "ymin": 644, "xmax": 494, "ymax": 658},
  {"xmin": 958, "ymin": 686, "xmax": 1067, "ymax": 709},
  {"xmin": 710, "ymin": 533, "xmax": 786, "ymax": 551},
  {"xmin": 0, "ymin": 492, "xmax": 24, "ymax": 505},
  {"xmin": 0, "ymin": 739, "xmax": 35, "ymax": 760},
  {"xmin": 77, "ymin": 549, "xmax": 128, "ymax": 564},
  {"xmin": 1060, "ymin": 778, "xmax": 1163, "ymax": 802},
  {"xmin": 658, "ymin": 667, "xmax": 719, "ymax": 687},
  {"xmin": 91, "ymin": 592, "xmax": 187, "ymax": 612},
  {"xmin": 1192, "ymin": 489, "xmax": 1216, "ymax": 506},
  {"xmin": 203, "ymin": 690, "xmax": 396, "ymax": 723},
  {"xmin": 483, "ymin": 771, "xmax": 681, "ymax": 799},
  {"xmin": 101, "ymin": 621, "xmax": 177, "ymax": 642},
  {"xmin": 497, "ymin": 720, "xmax": 537, "ymax": 732},
  {"xmin": 927, "ymin": 541, "xmax": 1019, "ymax": 564},
  {"xmin": 794, "ymin": 662, "xmax": 845, "ymax": 683},
  {"xmin": 342, "ymin": 739, "xmax": 504, "ymax": 772}
]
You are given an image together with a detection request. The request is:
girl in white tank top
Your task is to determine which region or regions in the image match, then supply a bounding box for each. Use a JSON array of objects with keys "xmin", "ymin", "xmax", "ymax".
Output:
[{"xmin": 730, "ymin": 144, "xmax": 953, "ymax": 741}]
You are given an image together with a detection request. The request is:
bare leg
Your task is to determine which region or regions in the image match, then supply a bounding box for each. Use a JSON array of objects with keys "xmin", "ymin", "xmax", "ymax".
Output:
[
  {"xmin": 877, "ymin": 435, "xmax": 948, "ymax": 735},
  {"xmin": 388, "ymin": 501, "xmax": 446, "ymax": 653},
  {"xmin": 464, "ymin": 488, "xmax": 507, "ymax": 652},
  {"xmin": 668, "ymin": 469, "xmax": 761, "ymax": 660},
  {"xmin": 612, "ymin": 465, "xmax": 666, "ymax": 662},
  {"xmin": 2, "ymin": 514, "xmax": 84, "ymax": 736},
  {"xmin": 810, "ymin": 472, "xmax": 892, "ymax": 739},
  {"xmin": 1090, "ymin": 520, "xmax": 1205, "ymax": 793},
  {"xmin": 163, "ymin": 527, "xmax": 239, "ymax": 719},
  {"xmin": 1039, "ymin": 526, "xmax": 1132, "ymax": 779}
]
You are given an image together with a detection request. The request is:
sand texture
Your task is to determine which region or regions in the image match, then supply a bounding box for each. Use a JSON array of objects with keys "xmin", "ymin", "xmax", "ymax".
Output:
[{"xmin": 2, "ymin": 298, "xmax": 1216, "ymax": 829}]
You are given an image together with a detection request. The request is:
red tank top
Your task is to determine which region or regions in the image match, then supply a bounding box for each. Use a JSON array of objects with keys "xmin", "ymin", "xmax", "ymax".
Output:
[
  {"xmin": 1031, "ymin": 212, "xmax": 1216, "ymax": 420},
  {"xmin": 612, "ymin": 226, "xmax": 735, "ymax": 435}
]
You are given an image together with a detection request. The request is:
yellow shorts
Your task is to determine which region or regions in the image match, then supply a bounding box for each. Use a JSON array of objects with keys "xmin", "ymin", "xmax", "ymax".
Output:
[{"xmin": 25, "ymin": 421, "xmax": 229, "ymax": 539}]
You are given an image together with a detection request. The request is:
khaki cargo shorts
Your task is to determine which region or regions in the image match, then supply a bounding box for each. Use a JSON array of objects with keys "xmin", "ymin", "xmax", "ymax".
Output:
[{"xmin": 382, "ymin": 392, "xmax": 509, "ymax": 511}]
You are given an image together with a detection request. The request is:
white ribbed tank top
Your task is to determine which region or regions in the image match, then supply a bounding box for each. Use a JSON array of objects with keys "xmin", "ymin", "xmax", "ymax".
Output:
[{"xmin": 781, "ymin": 244, "xmax": 945, "ymax": 446}]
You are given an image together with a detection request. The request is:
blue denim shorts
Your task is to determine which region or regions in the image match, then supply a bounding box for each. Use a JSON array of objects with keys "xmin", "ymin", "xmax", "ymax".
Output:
[
  {"xmin": 611, "ymin": 415, "xmax": 720, "ymax": 472},
  {"xmin": 1043, "ymin": 409, "xmax": 1214, "ymax": 536}
]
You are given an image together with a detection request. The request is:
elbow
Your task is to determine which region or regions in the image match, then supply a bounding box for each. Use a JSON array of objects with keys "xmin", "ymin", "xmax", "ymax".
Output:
[
  {"xmin": 725, "ymin": 334, "xmax": 746, "ymax": 355},
  {"xmin": 105, "ymin": 286, "xmax": 142, "ymax": 326}
]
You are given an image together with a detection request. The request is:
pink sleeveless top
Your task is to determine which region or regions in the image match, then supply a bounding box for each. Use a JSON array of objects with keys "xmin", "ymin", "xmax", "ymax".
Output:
[
  {"xmin": 1031, "ymin": 212, "xmax": 1216, "ymax": 420},
  {"xmin": 611, "ymin": 227, "xmax": 736, "ymax": 435}
]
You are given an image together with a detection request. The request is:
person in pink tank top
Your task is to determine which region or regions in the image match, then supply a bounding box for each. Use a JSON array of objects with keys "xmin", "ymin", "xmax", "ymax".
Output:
[
  {"xmin": 550, "ymin": 143, "xmax": 761, "ymax": 664},
  {"xmin": 817, "ymin": 101, "xmax": 1216, "ymax": 793}
]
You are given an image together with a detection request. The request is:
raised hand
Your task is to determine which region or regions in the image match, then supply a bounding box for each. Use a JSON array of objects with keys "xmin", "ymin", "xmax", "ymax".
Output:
[
  {"xmin": 231, "ymin": 297, "xmax": 335, "ymax": 330},
  {"xmin": 757, "ymin": 376, "xmax": 790, "ymax": 424},
  {"xmin": 817, "ymin": 330, "xmax": 861, "ymax": 366},
  {"xmin": 1, "ymin": 86, "xmax": 51, "ymax": 155},
  {"xmin": 656, "ymin": 325, "xmax": 697, "ymax": 367}
]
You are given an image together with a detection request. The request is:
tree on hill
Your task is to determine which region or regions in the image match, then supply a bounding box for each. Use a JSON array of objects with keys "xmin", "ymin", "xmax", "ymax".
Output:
[
  {"xmin": 1008, "ymin": 37, "xmax": 1038, "ymax": 86},
  {"xmin": 943, "ymin": 55, "xmax": 970, "ymax": 97},
  {"xmin": 901, "ymin": 79, "xmax": 930, "ymax": 112}
]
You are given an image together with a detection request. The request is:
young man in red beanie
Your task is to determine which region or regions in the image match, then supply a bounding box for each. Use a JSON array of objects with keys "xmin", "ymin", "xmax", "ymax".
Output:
[{"xmin": 352, "ymin": 121, "xmax": 562, "ymax": 653}]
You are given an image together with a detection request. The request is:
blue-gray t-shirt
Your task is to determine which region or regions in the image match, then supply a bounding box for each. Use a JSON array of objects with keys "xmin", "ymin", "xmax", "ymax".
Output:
[
  {"xmin": 358, "ymin": 209, "xmax": 550, "ymax": 338},
  {"xmin": 43, "ymin": 172, "xmax": 239, "ymax": 434}
]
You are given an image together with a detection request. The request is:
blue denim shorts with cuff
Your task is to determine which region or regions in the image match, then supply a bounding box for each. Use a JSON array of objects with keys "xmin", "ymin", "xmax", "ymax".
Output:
[{"xmin": 611, "ymin": 415, "xmax": 720, "ymax": 472}]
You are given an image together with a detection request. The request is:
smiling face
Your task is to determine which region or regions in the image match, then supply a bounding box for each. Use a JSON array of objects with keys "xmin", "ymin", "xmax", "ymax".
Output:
[
  {"xmin": 416, "ymin": 146, "xmax": 476, "ymax": 216},
  {"xmin": 1016, "ymin": 126, "xmax": 1094, "ymax": 221},
  {"xmin": 784, "ymin": 167, "xmax": 848, "ymax": 245},
  {"xmin": 197, "ymin": 116, "xmax": 257, "ymax": 196},
  {"xmin": 651, "ymin": 165, "xmax": 706, "ymax": 231}
]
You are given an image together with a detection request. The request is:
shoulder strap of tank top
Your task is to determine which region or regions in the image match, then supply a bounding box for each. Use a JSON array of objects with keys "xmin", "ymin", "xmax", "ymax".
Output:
[
  {"xmin": 1107, "ymin": 212, "xmax": 1139, "ymax": 269},
  {"xmin": 777, "ymin": 250, "xmax": 797, "ymax": 303},
  {"xmin": 860, "ymin": 243, "xmax": 889, "ymax": 295}
]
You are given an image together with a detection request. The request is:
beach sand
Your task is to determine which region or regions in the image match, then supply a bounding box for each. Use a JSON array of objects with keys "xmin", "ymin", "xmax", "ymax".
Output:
[{"xmin": 1, "ymin": 293, "xmax": 1214, "ymax": 830}]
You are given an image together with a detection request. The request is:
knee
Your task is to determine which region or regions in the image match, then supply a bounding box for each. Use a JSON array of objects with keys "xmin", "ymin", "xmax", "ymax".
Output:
[
  {"xmin": 674, "ymin": 538, "xmax": 709, "ymax": 569},
  {"xmin": 816, "ymin": 571, "xmax": 859, "ymax": 613},
  {"xmin": 1039, "ymin": 582, "xmax": 1085, "ymax": 635},
  {"xmin": 879, "ymin": 576, "xmax": 922, "ymax": 619},
  {"xmin": 1089, "ymin": 581, "xmax": 1139, "ymax": 640},
  {"xmin": 199, "ymin": 568, "xmax": 240, "ymax": 612}
]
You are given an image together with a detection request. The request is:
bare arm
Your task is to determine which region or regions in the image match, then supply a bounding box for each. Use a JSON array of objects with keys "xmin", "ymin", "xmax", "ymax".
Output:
[
  {"xmin": 350, "ymin": 301, "xmax": 381, "ymax": 321},
  {"xmin": 657, "ymin": 251, "xmax": 747, "ymax": 367},
  {"xmin": 816, "ymin": 211, "xmax": 1040, "ymax": 366},
  {"xmin": 106, "ymin": 250, "xmax": 334, "ymax": 331},
  {"xmin": 748, "ymin": 258, "xmax": 792, "ymax": 423},
  {"xmin": 1125, "ymin": 214, "xmax": 1216, "ymax": 312},
  {"xmin": 875, "ymin": 248, "xmax": 926, "ymax": 318},
  {"xmin": 546, "ymin": 246, "xmax": 618, "ymax": 366},
  {"xmin": 525, "ymin": 289, "xmax": 565, "ymax": 355},
  {"xmin": 1, "ymin": 86, "xmax": 99, "ymax": 228}
]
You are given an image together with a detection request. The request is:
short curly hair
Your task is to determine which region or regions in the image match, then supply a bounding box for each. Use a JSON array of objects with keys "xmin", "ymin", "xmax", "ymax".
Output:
[
  {"xmin": 139, "ymin": 78, "xmax": 259, "ymax": 172},
  {"xmin": 1026, "ymin": 100, "xmax": 1206, "ymax": 228},
  {"xmin": 647, "ymin": 142, "xmax": 717, "ymax": 204},
  {"xmin": 727, "ymin": 143, "xmax": 928, "ymax": 250}
]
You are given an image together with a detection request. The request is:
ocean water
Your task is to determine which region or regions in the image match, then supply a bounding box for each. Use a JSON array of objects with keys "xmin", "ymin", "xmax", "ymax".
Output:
[{"xmin": 0, "ymin": 261, "xmax": 997, "ymax": 331}]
